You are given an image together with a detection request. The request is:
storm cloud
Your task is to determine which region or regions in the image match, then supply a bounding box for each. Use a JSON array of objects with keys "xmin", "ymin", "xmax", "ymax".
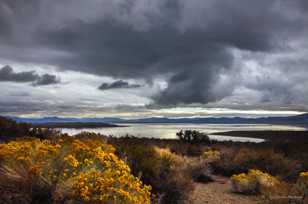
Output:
[
  {"xmin": 32, "ymin": 74, "xmax": 60, "ymax": 86},
  {"xmin": 98, "ymin": 80, "xmax": 142, "ymax": 90},
  {"xmin": 0, "ymin": 65, "xmax": 38, "ymax": 82},
  {"xmin": 0, "ymin": 0, "xmax": 308, "ymax": 112},
  {"xmin": 0, "ymin": 65, "xmax": 60, "ymax": 86}
]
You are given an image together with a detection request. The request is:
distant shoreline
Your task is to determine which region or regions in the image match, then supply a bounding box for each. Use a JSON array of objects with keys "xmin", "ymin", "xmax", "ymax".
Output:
[
  {"xmin": 212, "ymin": 130, "xmax": 308, "ymax": 142},
  {"xmin": 32, "ymin": 122, "xmax": 126, "ymax": 129}
]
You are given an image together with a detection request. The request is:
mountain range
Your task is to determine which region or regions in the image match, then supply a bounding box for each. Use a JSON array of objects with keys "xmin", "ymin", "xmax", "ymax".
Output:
[{"xmin": 9, "ymin": 113, "xmax": 308, "ymax": 125}]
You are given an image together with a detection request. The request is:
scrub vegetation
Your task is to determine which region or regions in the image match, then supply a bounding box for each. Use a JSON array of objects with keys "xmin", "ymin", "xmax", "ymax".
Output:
[{"xmin": 1, "ymin": 116, "xmax": 308, "ymax": 203}]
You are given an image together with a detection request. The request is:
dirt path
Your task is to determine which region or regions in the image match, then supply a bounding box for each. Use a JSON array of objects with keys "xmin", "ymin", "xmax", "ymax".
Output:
[{"xmin": 191, "ymin": 176, "xmax": 261, "ymax": 204}]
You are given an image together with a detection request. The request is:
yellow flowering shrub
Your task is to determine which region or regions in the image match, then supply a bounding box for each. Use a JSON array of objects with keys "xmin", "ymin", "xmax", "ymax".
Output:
[
  {"xmin": 231, "ymin": 169, "xmax": 287, "ymax": 196},
  {"xmin": 231, "ymin": 172, "xmax": 257, "ymax": 193},
  {"xmin": 154, "ymin": 147, "xmax": 184, "ymax": 165},
  {"xmin": 118, "ymin": 144, "xmax": 193, "ymax": 203},
  {"xmin": 295, "ymin": 171, "xmax": 308, "ymax": 196},
  {"xmin": 202, "ymin": 149, "xmax": 221, "ymax": 162},
  {"xmin": 0, "ymin": 138, "xmax": 151, "ymax": 204}
]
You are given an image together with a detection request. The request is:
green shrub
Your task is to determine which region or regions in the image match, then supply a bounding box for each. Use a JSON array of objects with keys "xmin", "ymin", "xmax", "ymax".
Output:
[{"xmin": 176, "ymin": 130, "xmax": 210, "ymax": 144}]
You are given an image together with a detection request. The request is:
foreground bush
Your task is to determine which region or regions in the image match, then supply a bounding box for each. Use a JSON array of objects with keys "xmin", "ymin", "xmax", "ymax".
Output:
[
  {"xmin": 115, "ymin": 143, "xmax": 194, "ymax": 204},
  {"xmin": 0, "ymin": 138, "xmax": 151, "ymax": 204},
  {"xmin": 188, "ymin": 158, "xmax": 213, "ymax": 183},
  {"xmin": 202, "ymin": 149, "xmax": 221, "ymax": 163},
  {"xmin": 212, "ymin": 147, "xmax": 300, "ymax": 180},
  {"xmin": 295, "ymin": 171, "xmax": 308, "ymax": 200},
  {"xmin": 231, "ymin": 169, "xmax": 288, "ymax": 197}
]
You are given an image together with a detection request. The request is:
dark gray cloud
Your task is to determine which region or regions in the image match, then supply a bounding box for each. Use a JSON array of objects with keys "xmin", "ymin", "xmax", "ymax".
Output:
[
  {"xmin": 0, "ymin": 65, "xmax": 60, "ymax": 86},
  {"xmin": 98, "ymin": 80, "xmax": 142, "ymax": 90},
  {"xmin": 0, "ymin": 11, "xmax": 10, "ymax": 38},
  {"xmin": 0, "ymin": 65, "xmax": 38, "ymax": 82},
  {"xmin": 0, "ymin": 0, "xmax": 307, "ymax": 107},
  {"xmin": 0, "ymin": 100, "xmax": 149, "ymax": 117},
  {"xmin": 32, "ymin": 74, "xmax": 60, "ymax": 86}
]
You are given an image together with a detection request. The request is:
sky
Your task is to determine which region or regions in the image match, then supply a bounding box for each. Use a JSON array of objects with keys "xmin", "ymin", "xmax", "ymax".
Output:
[{"xmin": 0, "ymin": 0, "xmax": 308, "ymax": 118}]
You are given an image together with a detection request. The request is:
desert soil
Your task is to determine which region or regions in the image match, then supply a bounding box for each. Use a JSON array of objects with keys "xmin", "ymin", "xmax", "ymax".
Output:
[{"xmin": 191, "ymin": 176, "xmax": 261, "ymax": 204}]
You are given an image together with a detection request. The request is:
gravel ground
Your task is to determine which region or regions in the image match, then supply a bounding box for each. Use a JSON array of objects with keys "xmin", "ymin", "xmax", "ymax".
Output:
[{"xmin": 191, "ymin": 176, "xmax": 261, "ymax": 204}]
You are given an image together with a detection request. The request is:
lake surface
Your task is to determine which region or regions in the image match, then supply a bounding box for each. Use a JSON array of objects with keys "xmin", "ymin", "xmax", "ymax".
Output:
[{"xmin": 59, "ymin": 123, "xmax": 307, "ymax": 143}]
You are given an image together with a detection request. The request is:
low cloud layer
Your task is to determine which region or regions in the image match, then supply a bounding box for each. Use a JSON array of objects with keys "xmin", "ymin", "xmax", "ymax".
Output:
[
  {"xmin": 98, "ymin": 80, "xmax": 142, "ymax": 90},
  {"xmin": 0, "ymin": 65, "xmax": 60, "ymax": 86}
]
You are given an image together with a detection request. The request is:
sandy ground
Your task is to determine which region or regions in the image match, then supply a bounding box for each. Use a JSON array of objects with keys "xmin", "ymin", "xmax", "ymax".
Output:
[{"xmin": 191, "ymin": 176, "xmax": 261, "ymax": 204}]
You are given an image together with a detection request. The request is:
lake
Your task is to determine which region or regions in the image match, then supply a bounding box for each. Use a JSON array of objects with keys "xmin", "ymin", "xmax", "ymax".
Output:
[{"xmin": 59, "ymin": 123, "xmax": 307, "ymax": 143}]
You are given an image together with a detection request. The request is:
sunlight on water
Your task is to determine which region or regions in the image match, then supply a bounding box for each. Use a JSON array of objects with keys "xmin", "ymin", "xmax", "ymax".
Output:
[{"xmin": 59, "ymin": 123, "xmax": 307, "ymax": 143}]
